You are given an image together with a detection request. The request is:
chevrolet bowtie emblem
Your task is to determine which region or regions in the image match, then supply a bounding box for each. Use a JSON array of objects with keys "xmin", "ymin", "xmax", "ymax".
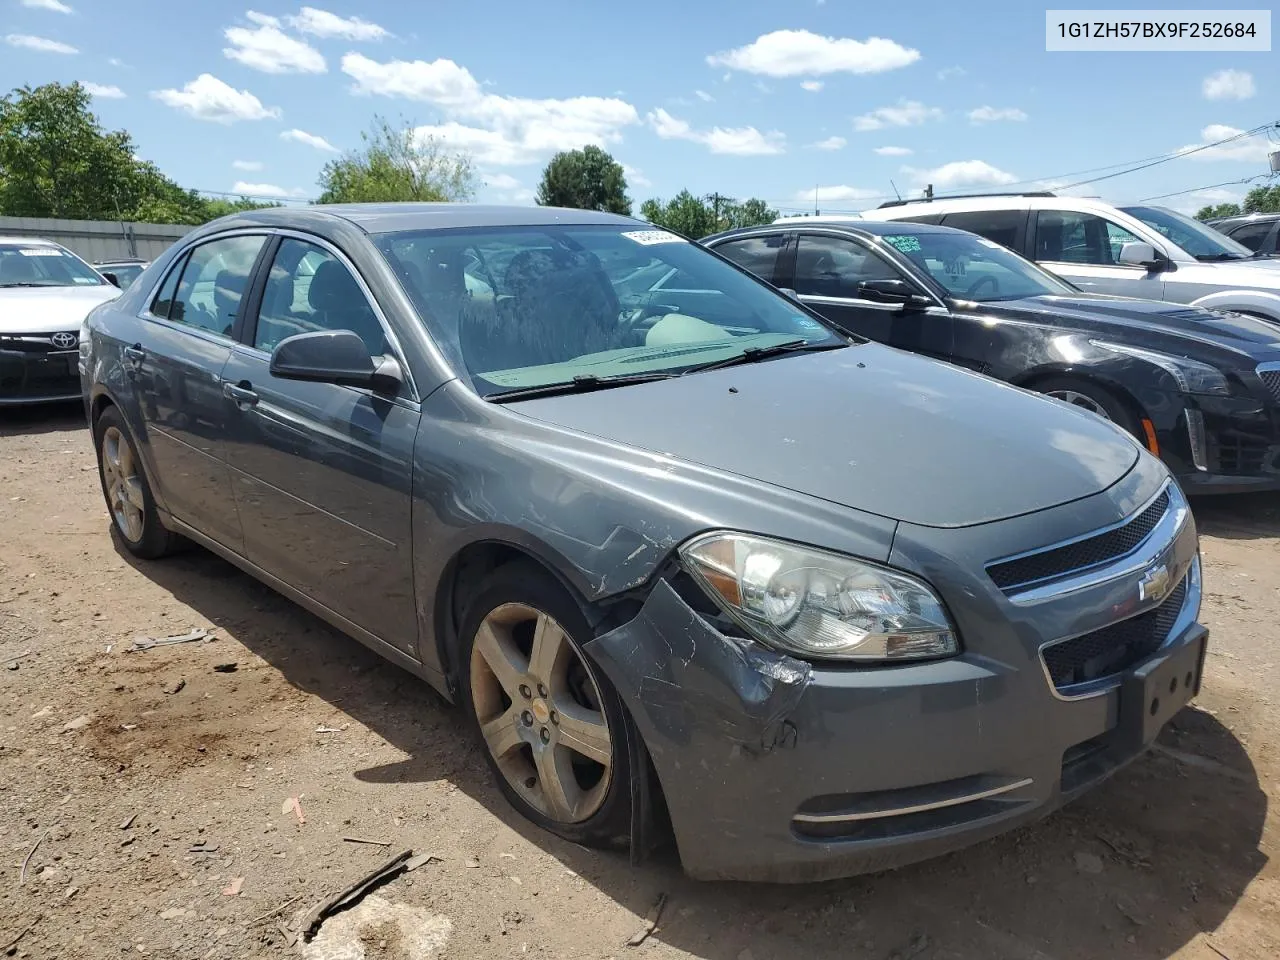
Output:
[{"xmin": 1138, "ymin": 563, "xmax": 1172, "ymax": 604}]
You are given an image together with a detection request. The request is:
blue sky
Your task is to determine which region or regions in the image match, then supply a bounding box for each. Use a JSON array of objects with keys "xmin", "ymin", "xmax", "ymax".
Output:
[{"xmin": 3, "ymin": 0, "xmax": 1277, "ymax": 215}]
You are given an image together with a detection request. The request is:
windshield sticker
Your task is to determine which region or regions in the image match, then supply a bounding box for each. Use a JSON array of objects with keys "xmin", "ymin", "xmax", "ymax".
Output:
[
  {"xmin": 622, "ymin": 230, "xmax": 687, "ymax": 246},
  {"xmin": 793, "ymin": 316, "xmax": 824, "ymax": 331},
  {"xmin": 883, "ymin": 235, "xmax": 922, "ymax": 254},
  {"xmin": 18, "ymin": 248, "xmax": 62, "ymax": 257}
]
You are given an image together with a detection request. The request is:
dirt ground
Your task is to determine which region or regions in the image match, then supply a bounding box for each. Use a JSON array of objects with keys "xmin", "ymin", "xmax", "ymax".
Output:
[{"xmin": 1, "ymin": 404, "xmax": 1277, "ymax": 960}]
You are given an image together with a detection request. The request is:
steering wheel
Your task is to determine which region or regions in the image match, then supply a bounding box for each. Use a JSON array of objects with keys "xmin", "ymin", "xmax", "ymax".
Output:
[
  {"xmin": 964, "ymin": 275, "xmax": 999, "ymax": 298},
  {"xmin": 619, "ymin": 302, "xmax": 681, "ymax": 344}
]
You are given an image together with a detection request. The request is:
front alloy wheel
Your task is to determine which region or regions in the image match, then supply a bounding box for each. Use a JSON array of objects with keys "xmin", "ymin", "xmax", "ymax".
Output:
[{"xmin": 470, "ymin": 602, "xmax": 613, "ymax": 823}]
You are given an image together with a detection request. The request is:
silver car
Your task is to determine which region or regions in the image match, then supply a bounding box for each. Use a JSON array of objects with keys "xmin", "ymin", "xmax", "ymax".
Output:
[{"xmin": 862, "ymin": 193, "xmax": 1280, "ymax": 324}]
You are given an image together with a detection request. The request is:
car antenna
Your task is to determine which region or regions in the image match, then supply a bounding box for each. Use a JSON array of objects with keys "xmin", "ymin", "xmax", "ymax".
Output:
[{"xmin": 890, "ymin": 179, "xmax": 903, "ymax": 202}]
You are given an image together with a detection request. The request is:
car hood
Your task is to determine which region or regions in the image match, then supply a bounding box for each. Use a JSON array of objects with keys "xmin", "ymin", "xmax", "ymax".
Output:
[
  {"xmin": 1184, "ymin": 257, "xmax": 1280, "ymax": 284},
  {"xmin": 509, "ymin": 343, "xmax": 1140, "ymax": 528},
  {"xmin": 0, "ymin": 284, "xmax": 120, "ymax": 334},
  {"xmin": 976, "ymin": 294, "xmax": 1280, "ymax": 353}
]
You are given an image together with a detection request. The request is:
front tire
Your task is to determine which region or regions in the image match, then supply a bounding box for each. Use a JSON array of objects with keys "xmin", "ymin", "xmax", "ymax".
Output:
[
  {"xmin": 1035, "ymin": 376, "xmax": 1140, "ymax": 435},
  {"xmin": 459, "ymin": 563, "xmax": 633, "ymax": 849},
  {"xmin": 94, "ymin": 405, "xmax": 181, "ymax": 559}
]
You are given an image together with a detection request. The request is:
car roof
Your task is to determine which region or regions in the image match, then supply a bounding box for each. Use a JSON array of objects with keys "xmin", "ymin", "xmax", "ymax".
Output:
[
  {"xmin": 707, "ymin": 219, "xmax": 967, "ymax": 244},
  {"xmin": 95, "ymin": 257, "xmax": 148, "ymax": 264},
  {"xmin": 860, "ymin": 193, "xmax": 1121, "ymax": 219},
  {"xmin": 212, "ymin": 202, "xmax": 641, "ymax": 235},
  {"xmin": 1212, "ymin": 212, "xmax": 1280, "ymax": 225},
  {"xmin": 0, "ymin": 236, "xmax": 60, "ymax": 246}
]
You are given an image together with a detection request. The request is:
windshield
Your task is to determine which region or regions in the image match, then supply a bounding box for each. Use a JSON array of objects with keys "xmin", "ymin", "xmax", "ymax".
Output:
[
  {"xmin": 101, "ymin": 263, "xmax": 145, "ymax": 288},
  {"xmin": 876, "ymin": 229, "xmax": 1075, "ymax": 301},
  {"xmin": 1120, "ymin": 205, "xmax": 1254, "ymax": 261},
  {"xmin": 0, "ymin": 243, "xmax": 106, "ymax": 287},
  {"xmin": 375, "ymin": 224, "xmax": 845, "ymax": 397}
]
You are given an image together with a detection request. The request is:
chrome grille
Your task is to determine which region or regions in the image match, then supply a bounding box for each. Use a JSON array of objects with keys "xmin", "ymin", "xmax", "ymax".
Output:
[
  {"xmin": 0, "ymin": 332, "xmax": 78, "ymax": 354},
  {"xmin": 1041, "ymin": 573, "xmax": 1188, "ymax": 690},
  {"xmin": 1258, "ymin": 368, "xmax": 1280, "ymax": 405},
  {"xmin": 987, "ymin": 489, "xmax": 1170, "ymax": 591}
]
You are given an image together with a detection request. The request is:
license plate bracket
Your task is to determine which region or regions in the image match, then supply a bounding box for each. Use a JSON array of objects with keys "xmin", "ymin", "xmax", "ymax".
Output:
[{"xmin": 1118, "ymin": 629, "xmax": 1207, "ymax": 752}]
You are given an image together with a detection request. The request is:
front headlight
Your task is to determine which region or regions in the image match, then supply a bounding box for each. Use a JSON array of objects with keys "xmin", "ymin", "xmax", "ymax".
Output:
[
  {"xmin": 1091, "ymin": 340, "xmax": 1229, "ymax": 396},
  {"xmin": 679, "ymin": 532, "xmax": 959, "ymax": 662}
]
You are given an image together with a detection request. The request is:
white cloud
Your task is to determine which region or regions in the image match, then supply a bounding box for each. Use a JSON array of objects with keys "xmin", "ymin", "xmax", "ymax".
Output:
[
  {"xmin": 874, "ymin": 145, "xmax": 912, "ymax": 156},
  {"xmin": 232, "ymin": 159, "xmax": 264, "ymax": 171},
  {"xmin": 937, "ymin": 66, "xmax": 966, "ymax": 81},
  {"xmin": 343, "ymin": 52, "xmax": 639, "ymax": 166},
  {"xmin": 853, "ymin": 100, "xmax": 943, "ymax": 132},
  {"xmin": 647, "ymin": 107, "xmax": 785, "ymax": 155},
  {"xmin": 1177, "ymin": 123, "xmax": 1273, "ymax": 162},
  {"xmin": 288, "ymin": 6, "xmax": 389, "ymax": 41},
  {"xmin": 904, "ymin": 160, "xmax": 1017, "ymax": 190},
  {"xmin": 795, "ymin": 185, "xmax": 882, "ymax": 204},
  {"xmin": 152, "ymin": 74, "xmax": 281, "ymax": 123},
  {"xmin": 622, "ymin": 163, "xmax": 652, "ymax": 188},
  {"xmin": 224, "ymin": 14, "xmax": 325, "ymax": 74},
  {"xmin": 800, "ymin": 80, "xmax": 824, "ymax": 92},
  {"xmin": 280, "ymin": 127, "xmax": 337, "ymax": 151},
  {"xmin": 21, "ymin": 0, "xmax": 73, "ymax": 13},
  {"xmin": 483, "ymin": 172, "xmax": 522, "ymax": 190},
  {"xmin": 107, "ymin": 57, "xmax": 124, "ymax": 67},
  {"xmin": 1202, "ymin": 69, "xmax": 1255, "ymax": 101},
  {"xmin": 81, "ymin": 82, "xmax": 125, "ymax": 98},
  {"xmin": 695, "ymin": 89, "xmax": 714, "ymax": 102},
  {"xmin": 4, "ymin": 33, "xmax": 77, "ymax": 54},
  {"xmin": 708, "ymin": 29, "xmax": 919, "ymax": 77},
  {"xmin": 1165, "ymin": 187, "xmax": 1244, "ymax": 216},
  {"xmin": 232, "ymin": 181, "xmax": 307, "ymax": 198},
  {"xmin": 968, "ymin": 105, "xmax": 1027, "ymax": 123},
  {"xmin": 811, "ymin": 135, "xmax": 846, "ymax": 151}
]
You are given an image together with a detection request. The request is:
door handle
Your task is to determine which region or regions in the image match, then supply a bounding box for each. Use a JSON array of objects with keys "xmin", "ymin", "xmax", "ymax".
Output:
[
  {"xmin": 223, "ymin": 381, "xmax": 260, "ymax": 406},
  {"xmin": 123, "ymin": 344, "xmax": 145, "ymax": 363}
]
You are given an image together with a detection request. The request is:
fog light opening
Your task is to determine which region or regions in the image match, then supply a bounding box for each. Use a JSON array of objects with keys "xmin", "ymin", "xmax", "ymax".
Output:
[{"xmin": 1185, "ymin": 410, "xmax": 1209, "ymax": 472}]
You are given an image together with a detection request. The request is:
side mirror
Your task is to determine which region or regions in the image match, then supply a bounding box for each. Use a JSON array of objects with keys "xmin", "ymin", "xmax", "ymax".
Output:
[
  {"xmin": 268, "ymin": 330, "xmax": 400, "ymax": 391},
  {"xmin": 1118, "ymin": 241, "xmax": 1164, "ymax": 270},
  {"xmin": 858, "ymin": 277, "xmax": 929, "ymax": 308},
  {"xmin": 101, "ymin": 271, "xmax": 121, "ymax": 288}
]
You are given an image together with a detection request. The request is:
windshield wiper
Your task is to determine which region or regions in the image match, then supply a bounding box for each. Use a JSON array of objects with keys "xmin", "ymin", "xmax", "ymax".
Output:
[
  {"xmin": 485, "ymin": 371, "xmax": 678, "ymax": 403},
  {"xmin": 682, "ymin": 339, "xmax": 846, "ymax": 374},
  {"xmin": 1196, "ymin": 253, "xmax": 1248, "ymax": 262},
  {"xmin": 0, "ymin": 281, "xmax": 59, "ymax": 288}
]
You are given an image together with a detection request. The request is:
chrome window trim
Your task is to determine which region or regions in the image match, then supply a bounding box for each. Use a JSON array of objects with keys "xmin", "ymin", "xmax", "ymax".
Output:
[
  {"xmin": 239, "ymin": 228, "xmax": 421, "ymax": 404},
  {"xmin": 990, "ymin": 479, "xmax": 1177, "ymax": 601},
  {"xmin": 1038, "ymin": 553, "xmax": 1202, "ymax": 703},
  {"xmin": 791, "ymin": 777, "xmax": 1035, "ymax": 824},
  {"xmin": 137, "ymin": 227, "xmax": 270, "ymax": 328}
]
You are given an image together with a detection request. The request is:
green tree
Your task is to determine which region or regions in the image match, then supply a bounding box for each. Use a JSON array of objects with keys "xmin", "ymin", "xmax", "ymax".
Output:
[
  {"xmin": 536, "ymin": 145, "xmax": 630, "ymax": 214},
  {"xmin": 1195, "ymin": 202, "xmax": 1242, "ymax": 220},
  {"xmin": 317, "ymin": 116, "xmax": 477, "ymax": 204},
  {"xmin": 639, "ymin": 190, "xmax": 717, "ymax": 238},
  {"xmin": 723, "ymin": 197, "xmax": 778, "ymax": 230},
  {"xmin": 1243, "ymin": 184, "xmax": 1280, "ymax": 213}
]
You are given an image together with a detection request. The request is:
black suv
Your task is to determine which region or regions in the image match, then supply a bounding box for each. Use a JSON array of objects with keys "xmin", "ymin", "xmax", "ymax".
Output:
[
  {"xmin": 1208, "ymin": 213, "xmax": 1280, "ymax": 257},
  {"xmin": 704, "ymin": 219, "xmax": 1280, "ymax": 493}
]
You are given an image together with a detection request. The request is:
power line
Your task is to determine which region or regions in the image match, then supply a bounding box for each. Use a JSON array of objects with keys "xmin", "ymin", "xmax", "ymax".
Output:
[
  {"xmin": 1056, "ymin": 123, "xmax": 1278, "ymax": 191},
  {"xmin": 1140, "ymin": 174, "xmax": 1276, "ymax": 203}
]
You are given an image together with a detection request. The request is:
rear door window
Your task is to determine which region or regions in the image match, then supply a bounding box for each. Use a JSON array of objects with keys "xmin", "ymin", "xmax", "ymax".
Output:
[
  {"xmin": 1224, "ymin": 220, "xmax": 1274, "ymax": 253},
  {"xmin": 940, "ymin": 210, "xmax": 1024, "ymax": 252},
  {"xmin": 166, "ymin": 235, "xmax": 267, "ymax": 337},
  {"xmin": 713, "ymin": 234, "xmax": 787, "ymax": 282}
]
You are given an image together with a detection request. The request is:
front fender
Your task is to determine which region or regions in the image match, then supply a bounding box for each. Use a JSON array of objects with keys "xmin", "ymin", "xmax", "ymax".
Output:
[{"xmin": 1190, "ymin": 289, "xmax": 1280, "ymax": 322}]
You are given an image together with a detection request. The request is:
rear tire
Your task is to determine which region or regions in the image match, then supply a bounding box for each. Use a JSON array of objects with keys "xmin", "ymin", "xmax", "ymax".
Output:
[
  {"xmin": 1035, "ymin": 376, "xmax": 1141, "ymax": 435},
  {"xmin": 94, "ymin": 405, "xmax": 182, "ymax": 559},
  {"xmin": 458, "ymin": 562, "xmax": 634, "ymax": 850}
]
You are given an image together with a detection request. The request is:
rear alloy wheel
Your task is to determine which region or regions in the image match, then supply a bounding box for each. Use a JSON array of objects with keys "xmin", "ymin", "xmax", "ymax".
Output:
[
  {"xmin": 94, "ymin": 405, "xmax": 181, "ymax": 559},
  {"xmin": 460, "ymin": 565, "xmax": 633, "ymax": 846}
]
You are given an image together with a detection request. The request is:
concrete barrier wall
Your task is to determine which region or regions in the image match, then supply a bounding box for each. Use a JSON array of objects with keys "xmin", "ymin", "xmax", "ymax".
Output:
[{"xmin": 0, "ymin": 216, "xmax": 194, "ymax": 263}]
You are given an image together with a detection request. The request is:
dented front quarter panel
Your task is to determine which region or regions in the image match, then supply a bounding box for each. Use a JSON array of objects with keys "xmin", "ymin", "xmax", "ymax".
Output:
[{"xmin": 410, "ymin": 380, "xmax": 898, "ymax": 679}]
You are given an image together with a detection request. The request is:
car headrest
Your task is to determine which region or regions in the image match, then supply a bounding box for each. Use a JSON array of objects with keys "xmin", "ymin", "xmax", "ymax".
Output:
[
  {"xmin": 214, "ymin": 269, "xmax": 249, "ymax": 319},
  {"xmin": 308, "ymin": 260, "xmax": 362, "ymax": 313}
]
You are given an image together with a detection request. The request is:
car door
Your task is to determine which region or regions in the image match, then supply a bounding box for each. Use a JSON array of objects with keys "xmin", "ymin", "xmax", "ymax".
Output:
[
  {"xmin": 131, "ymin": 233, "xmax": 268, "ymax": 553},
  {"xmin": 1030, "ymin": 209, "xmax": 1167, "ymax": 298},
  {"xmin": 219, "ymin": 233, "xmax": 419, "ymax": 655},
  {"xmin": 784, "ymin": 232, "xmax": 953, "ymax": 362}
]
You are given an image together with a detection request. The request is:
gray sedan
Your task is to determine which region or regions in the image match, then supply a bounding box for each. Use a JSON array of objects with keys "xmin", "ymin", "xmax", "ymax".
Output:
[{"xmin": 80, "ymin": 204, "xmax": 1207, "ymax": 882}]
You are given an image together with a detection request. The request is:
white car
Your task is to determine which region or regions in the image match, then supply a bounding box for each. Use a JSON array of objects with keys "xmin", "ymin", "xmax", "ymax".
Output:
[
  {"xmin": 860, "ymin": 193, "xmax": 1280, "ymax": 324},
  {"xmin": 1, "ymin": 237, "xmax": 121, "ymax": 405}
]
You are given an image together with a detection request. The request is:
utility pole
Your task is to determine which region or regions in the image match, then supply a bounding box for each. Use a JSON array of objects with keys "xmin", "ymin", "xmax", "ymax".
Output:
[{"xmin": 707, "ymin": 192, "xmax": 733, "ymax": 229}]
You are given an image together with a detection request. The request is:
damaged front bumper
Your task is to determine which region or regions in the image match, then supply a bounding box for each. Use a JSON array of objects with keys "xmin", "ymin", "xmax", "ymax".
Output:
[{"xmin": 584, "ymin": 573, "xmax": 1207, "ymax": 883}]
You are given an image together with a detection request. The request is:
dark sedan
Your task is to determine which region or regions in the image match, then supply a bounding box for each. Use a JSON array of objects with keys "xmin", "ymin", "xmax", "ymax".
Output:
[
  {"xmin": 706, "ymin": 220, "xmax": 1280, "ymax": 493},
  {"xmin": 1208, "ymin": 213, "xmax": 1280, "ymax": 258},
  {"xmin": 82, "ymin": 204, "xmax": 1205, "ymax": 882}
]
